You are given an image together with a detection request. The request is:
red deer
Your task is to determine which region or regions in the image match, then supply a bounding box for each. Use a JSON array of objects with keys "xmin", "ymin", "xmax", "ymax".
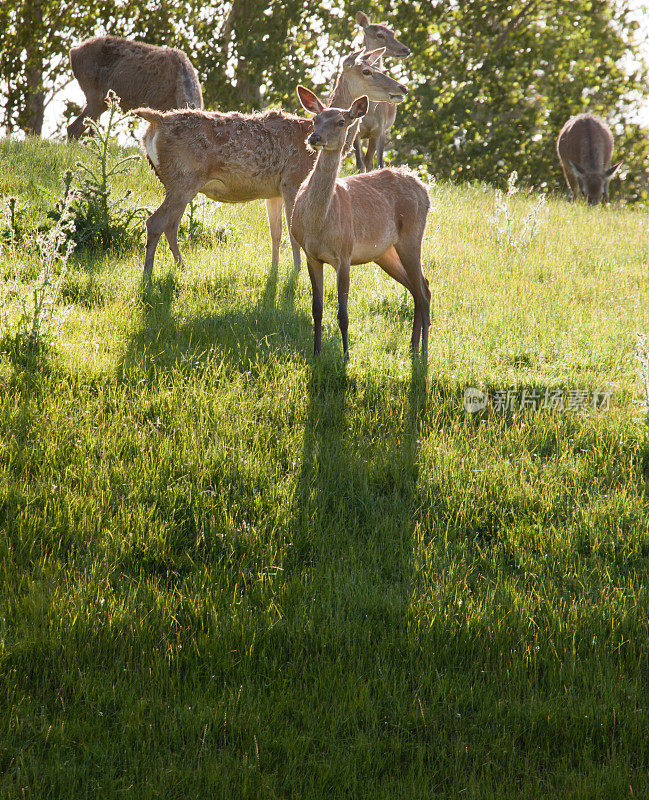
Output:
[
  {"xmin": 353, "ymin": 11, "xmax": 411, "ymax": 172},
  {"xmin": 290, "ymin": 86, "xmax": 430, "ymax": 360},
  {"xmin": 134, "ymin": 51, "xmax": 407, "ymax": 279},
  {"xmin": 67, "ymin": 36, "xmax": 203, "ymax": 139},
  {"xmin": 556, "ymin": 114, "xmax": 621, "ymax": 205}
]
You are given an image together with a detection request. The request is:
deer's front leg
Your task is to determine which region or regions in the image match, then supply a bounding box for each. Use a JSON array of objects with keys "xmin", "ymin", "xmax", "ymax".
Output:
[
  {"xmin": 353, "ymin": 136, "xmax": 365, "ymax": 173},
  {"xmin": 307, "ymin": 256, "xmax": 324, "ymax": 356},
  {"xmin": 281, "ymin": 186, "xmax": 302, "ymax": 273},
  {"xmin": 336, "ymin": 262, "xmax": 350, "ymax": 360},
  {"xmin": 375, "ymin": 132, "xmax": 386, "ymax": 170}
]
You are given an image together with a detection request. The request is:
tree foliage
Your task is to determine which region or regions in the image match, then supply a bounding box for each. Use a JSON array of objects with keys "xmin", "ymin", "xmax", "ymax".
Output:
[
  {"xmin": 390, "ymin": 0, "xmax": 649, "ymax": 199},
  {"xmin": 0, "ymin": 0, "xmax": 115, "ymax": 134},
  {"xmin": 1, "ymin": 0, "xmax": 648, "ymax": 198}
]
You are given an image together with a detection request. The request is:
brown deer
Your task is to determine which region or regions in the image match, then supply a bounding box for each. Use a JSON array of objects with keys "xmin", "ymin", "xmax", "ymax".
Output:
[
  {"xmin": 353, "ymin": 11, "xmax": 411, "ymax": 172},
  {"xmin": 290, "ymin": 86, "xmax": 430, "ymax": 360},
  {"xmin": 556, "ymin": 114, "xmax": 621, "ymax": 205},
  {"xmin": 134, "ymin": 50, "xmax": 407, "ymax": 279},
  {"xmin": 67, "ymin": 36, "xmax": 203, "ymax": 140}
]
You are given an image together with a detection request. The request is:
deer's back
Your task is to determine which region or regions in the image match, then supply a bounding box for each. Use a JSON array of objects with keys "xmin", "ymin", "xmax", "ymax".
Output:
[
  {"xmin": 557, "ymin": 114, "xmax": 613, "ymax": 170},
  {"xmin": 343, "ymin": 167, "xmax": 429, "ymax": 224},
  {"xmin": 71, "ymin": 36, "xmax": 202, "ymax": 111},
  {"xmin": 145, "ymin": 109, "xmax": 315, "ymax": 201},
  {"xmin": 295, "ymin": 167, "xmax": 429, "ymax": 267}
]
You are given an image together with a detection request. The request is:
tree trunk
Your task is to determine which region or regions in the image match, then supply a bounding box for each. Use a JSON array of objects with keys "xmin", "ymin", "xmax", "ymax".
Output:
[
  {"xmin": 222, "ymin": 0, "xmax": 263, "ymax": 108},
  {"xmin": 21, "ymin": 0, "xmax": 45, "ymax": 136},
  {"xmin": 24, "ymin": 55, "xmax": 45, "ymax": 136},
  {"xmin": 235, "ymin": 56, "xmax": 262, "ymax": 108}
]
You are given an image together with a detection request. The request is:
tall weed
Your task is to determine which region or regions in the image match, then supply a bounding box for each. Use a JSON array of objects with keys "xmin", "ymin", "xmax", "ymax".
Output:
[
  {"xmin": 47, "ymin": 91, "xmax": 147, "ymax": 252},
  {"xmin": 491, "ymin": 171, "xmax": 547, "ymax": 250},
  {"xmin": 0, "ymin": 187, "xmax": 76, "ymax": 367}
]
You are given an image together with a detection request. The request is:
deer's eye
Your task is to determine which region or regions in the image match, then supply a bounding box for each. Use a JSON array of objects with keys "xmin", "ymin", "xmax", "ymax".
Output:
[
  {"xmin": 362, "ymin": 68, "xmax": 371, "ymax": 75},
  {"xmin": 337, "ymin": 119, "xmax": 346, "ymax": 126},
  {"xmin": 377, "ymin": 32, "xmax": 385, "ymax": 38}
]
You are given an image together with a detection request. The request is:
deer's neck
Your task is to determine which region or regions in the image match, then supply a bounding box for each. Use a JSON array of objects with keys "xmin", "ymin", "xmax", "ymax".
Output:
[
  {"xmin": 328, "ymin": 70, "xmax": 354, "ymax": 109},
  {"xmin": 327, "ymin": 73, "xmax": 360, "ymax": 152},
  {"xmin": 302, "ymin": 148, "xmax": 342, "ymax": 222}
]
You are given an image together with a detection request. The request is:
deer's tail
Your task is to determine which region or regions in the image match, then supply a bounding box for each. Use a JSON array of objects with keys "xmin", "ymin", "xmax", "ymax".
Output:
[{"xmin": 133, "ymin": 108, "xmax": 164, "ymax": 125}]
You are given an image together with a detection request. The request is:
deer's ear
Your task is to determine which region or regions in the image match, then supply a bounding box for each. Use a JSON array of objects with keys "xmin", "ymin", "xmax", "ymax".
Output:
[
  {"xmin": 349, "ymin": 95, "xmax": 369, "ymax": 119},
  {"xmin": 297, "ymin": 86, "xmax": 324, "ymax": 115},
  {"xmin": 569, "ymin": 160, "xmax": 585, "ymax": 177},
  {"xmin": 361, "ymin": 47, "xmax": 385, "ymax": 66},
  {"xmin": 606, "ymin": 161, "xmax": 622, "ymax": 177},
  {"xmin": 356, "ymin": 11, "xmax": 370, "ymax": 28},
  {"xmin": 343, "ymin": 49, "xmax": 365, "ymax": 69}
]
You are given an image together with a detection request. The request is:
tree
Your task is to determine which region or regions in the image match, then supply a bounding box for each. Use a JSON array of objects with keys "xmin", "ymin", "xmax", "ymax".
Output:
[
  {"xmin": 1, "ymin": 0, "xmax": 647, "ymax": 199},
  {"xmin": 0, "ymin": 0, "xmax": 116, "ymax": 136},
  {"xmin": 388, "ymin": 0, "xmax": 649, "ymax": 198},
  {"xmin": 188, "ymin": 0, "xmax": 338, "ymax": 112}
]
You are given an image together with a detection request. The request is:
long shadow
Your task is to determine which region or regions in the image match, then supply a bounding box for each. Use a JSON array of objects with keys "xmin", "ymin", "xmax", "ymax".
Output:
[
  {"xmin": 117, "ymin": 261, "xmax": 307, "ymax": 385},
  {"xmin": 280, "ymin": 355, "xmax": 428, "ymax": 758},
  {"xmin": 272, "ymin": 356, "xmax": 638, "ymax": 792},
  {"xmin": 227, "ymin": 354, "xmax": 450, "ymax": 795},
  {"xmin": 289, "ymin": 354, "xmax": 433, "ymax": 570}
]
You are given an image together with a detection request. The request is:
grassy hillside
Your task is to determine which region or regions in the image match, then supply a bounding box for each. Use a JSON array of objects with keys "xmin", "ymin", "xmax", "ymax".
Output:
[{"xmin": 1, "ymin": 136, "xmax": 649, "ymax": 799}]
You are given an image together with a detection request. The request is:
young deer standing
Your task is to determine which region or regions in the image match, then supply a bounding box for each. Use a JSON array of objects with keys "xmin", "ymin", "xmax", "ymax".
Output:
[
  {"xmin": 134, "ymin": 50, "xmax": 407, "ymax": 279},
  {"xmin": 556, "ymin": 113, "xmax": 621, "ymax": 205},
  {"xmin": 290, "ymin": 87, "xmax": 430, "ymax": 360},
  {"xmin": 67, "ymin": 36, "xmax": 203, "ymax": 139},
  {"xmin": 353, "ymin": 11, "xmax": 411, "ymax": 172}
]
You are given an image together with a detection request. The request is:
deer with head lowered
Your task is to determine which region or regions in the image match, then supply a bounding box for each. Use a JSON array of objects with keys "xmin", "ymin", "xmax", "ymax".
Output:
[
  {"xmin": 353, "ymin": 11, "xmax": 411, "ymax": 172},
  {"xmin": 290, "ymin": 86, "xmax": 431, "ymax": 360},
  {"xmin": 134, "ymin": 49, "xmax": 407, "ymax": 279},
  {"xmin": 556, "ymin": 113, "xmax": 621, "ymax": 205},
  {"xmin": 67, "ymin": 36, "xmax": 203, "ymax": 140}
]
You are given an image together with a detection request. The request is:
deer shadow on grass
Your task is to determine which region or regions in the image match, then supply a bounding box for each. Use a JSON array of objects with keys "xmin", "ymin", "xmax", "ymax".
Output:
[
  {"xmin": 282, "ymin": 352, "xmax": 428, "ymax": 662},
  {"xmin": 237, "ymin": 356, "xmax": 432, "ymax": 785},
  {"xmin": 116, "ymin": 261, "xmax": 307, "ymax": 384}
]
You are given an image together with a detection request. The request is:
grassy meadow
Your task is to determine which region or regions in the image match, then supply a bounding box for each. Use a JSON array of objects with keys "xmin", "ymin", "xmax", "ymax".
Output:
[{"xmin": 1, "ymin": 135, "xmax": 649, "ymax": 798}]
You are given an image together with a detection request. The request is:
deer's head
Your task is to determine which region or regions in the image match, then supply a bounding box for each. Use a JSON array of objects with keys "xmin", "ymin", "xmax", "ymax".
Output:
[
  {"xmin": 570, "ymin": 160, "xmax": 622, "ymax": 205},
  {"xmin": 297, "ymin": 86, "xmax": 369, "ymax": 152},
  {"xmin": 341, "ymin": 49, "xmax": 407, "ymax": 104},
  {"xmin": 356, "ymin": 11, "xmax": 411, "ymax": 59}
]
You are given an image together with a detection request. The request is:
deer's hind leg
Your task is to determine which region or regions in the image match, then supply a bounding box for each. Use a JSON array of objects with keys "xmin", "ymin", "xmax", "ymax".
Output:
[
  {"xmin": 265, "ymin": 196, "xmax": 283, "ymax": 269},
  {"xmin": 375, "ymin": 244, "xmax": 428, "ymax": 355},
  {"xmin": 394, "ymin": 241, "xmax": 430, "ymax": 357},
  {"xmin": 374, "ymin": 246, "xmax": 413, "ymax": 294},
  {"xmin": 164, "ymin": 216, "xmax": 186, "ymax": 269}
]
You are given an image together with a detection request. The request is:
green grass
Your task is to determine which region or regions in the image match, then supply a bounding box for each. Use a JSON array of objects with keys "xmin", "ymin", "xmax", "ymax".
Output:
[{"xmin": 1, "ymin": 136, "xmax": 649, "ymax": 798}]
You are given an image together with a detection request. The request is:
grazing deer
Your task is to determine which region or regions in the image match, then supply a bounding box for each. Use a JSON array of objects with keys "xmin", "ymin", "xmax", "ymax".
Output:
[
  {"xmin": 556, "ymin": 113, "xmax": 621, "ymax": 205},
  {"xmin": 290, "ymin": 87, "xmax": 430, "ymax": 360},
  {"xmin": 67, "ymin": 36, "xmax": 203, "ymax": 140},
  {"xmin": 134, "ymin": 50, "xmax": 407, "ymax": 279},
  {"xmin": 353, "ymin": 11, "xmax": 411, "ymax": 172}
]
